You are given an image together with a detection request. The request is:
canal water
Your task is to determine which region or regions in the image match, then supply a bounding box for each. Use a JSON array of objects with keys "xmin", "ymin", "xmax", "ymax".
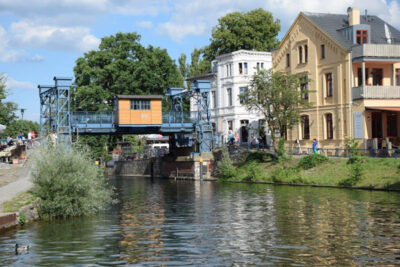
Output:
[{"xmin": 1, "ymin": 177, "xmax": 400, "ymax": 266}]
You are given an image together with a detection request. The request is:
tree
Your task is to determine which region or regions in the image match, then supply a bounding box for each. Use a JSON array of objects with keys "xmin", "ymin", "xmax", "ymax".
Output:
[
  {"xmin": 73, "ymin": 32, "xmax": 183, "ymax": 111},
  {"xmin": 1, "ymin": 120, "xmax": 39, "ymax": 138},
  {"xmin": 241, "ymin": 69, "xmax": 311, "ymax": 142},
  {"xmin": 206, "ymin": 9, "xmax": 280, "ymax": 60},
  {"xmin": 0, "ymin": 74, "xmax": 17, "ymax": 126},
  {"xmin": 178, "ymin": 53, "xmax": 190, "ymax": 89},
  {"xmin": 189, "ymin": 48, "xmax": 211, "ymax": 77}
]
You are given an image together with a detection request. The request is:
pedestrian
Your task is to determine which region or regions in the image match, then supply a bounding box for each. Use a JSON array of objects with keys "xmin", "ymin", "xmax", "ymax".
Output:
[
  {"xmin": 227, "ymin": 130, "xmax": 234, "ymax": 145},
  {"xmin": 251, "ymin": 134, "xmax": 259, "ymax": 149},
  {"xmin": 312, "ymin": 138, "xmax": 318, "ymax": 154},
  {"xmin": 235, "ymin": 132, "xmax": 239, "ymax": 144}
]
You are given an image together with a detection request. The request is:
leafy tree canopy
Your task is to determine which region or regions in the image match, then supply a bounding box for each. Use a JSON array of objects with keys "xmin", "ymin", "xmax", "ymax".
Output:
[
  {"xmin": 1, "ymin": 120, "xmax": 39, "ymax": 138},
  {"xmin": 73, "ymin": 32, "xmax": 183, "ymax": 111},
  {"xmin": 206, "ymin": 8, "xmax": 280, "ymax": 60},
  {"xmin": 241, "ymin": 69, "xmax": 311, "ymax": 141},
  {"xmin": 0, "ymin": 74, "xmax": 18, "ymax": 126}
]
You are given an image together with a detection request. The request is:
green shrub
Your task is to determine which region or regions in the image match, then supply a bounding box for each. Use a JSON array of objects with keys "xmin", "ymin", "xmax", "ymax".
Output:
[
  {"xmin": 276, "ymin": 139, "xmax": 286, "ymax": 163},
  {"xmin": 272, "ymin": 167, "xmax": 304, "ymax": 184},
  {"xmin": 241, "ymin": 161, "xmax": 262, "ymax": 181},
  {"xmin": 31, "ymin": 145, "xmax": 115, "ymax": 218},
  {"xmin": 298, "ymin": 154, "xmax": 328, "ymax": 170},
  {"xmin": 245, "ymin": 152, "xmax": 271, "ymax": 163},
  {"xmin": 18, "ymin": 213, "xmax": 26, "ymax": 225},
  {"xmin": 217, "ymin": 148, "xmax": 237, "ymax": 179},
  {"xmin": 340, "ymin": 156, "xmax": 364, "ymax": 186}
]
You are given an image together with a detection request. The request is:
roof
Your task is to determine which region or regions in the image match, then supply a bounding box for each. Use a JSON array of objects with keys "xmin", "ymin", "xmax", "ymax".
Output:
[
  {"xmin": 187, "ymin": 72, "xmax": 215, "ymax": 81},
  {"xmin": 115, "ymin": 95, "xmax": 163, "ymax": 100},
  {"xmin": 303, "ymin": 12, "xmax": 400, "ymax": 50}
]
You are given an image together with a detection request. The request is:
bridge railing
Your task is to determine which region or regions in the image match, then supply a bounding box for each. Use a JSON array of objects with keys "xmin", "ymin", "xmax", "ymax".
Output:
[
  {"xmin": 162, "ymin": 111, "xmax": 192, "ymax": 124},
  {"xmin": 71, "ymin": 111, "xmax": 114, "ymax": 127}
]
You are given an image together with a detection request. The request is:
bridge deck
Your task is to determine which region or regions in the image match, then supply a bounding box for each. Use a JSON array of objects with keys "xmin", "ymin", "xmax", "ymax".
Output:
[{"xmin": 71, "ymin": 111, "xmax": 194, "ymax": 134}]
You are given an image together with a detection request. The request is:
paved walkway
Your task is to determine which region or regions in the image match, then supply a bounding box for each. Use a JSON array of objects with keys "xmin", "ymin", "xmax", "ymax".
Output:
[{"xmin": 0, "ymin": 166, "xmax": 32, "ymax": 208}]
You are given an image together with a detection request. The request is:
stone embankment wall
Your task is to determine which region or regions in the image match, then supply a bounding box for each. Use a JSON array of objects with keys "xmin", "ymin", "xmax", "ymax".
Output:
[{"xmin": 0, "ymin": 198, "xmax": 40, "ymax": 231}]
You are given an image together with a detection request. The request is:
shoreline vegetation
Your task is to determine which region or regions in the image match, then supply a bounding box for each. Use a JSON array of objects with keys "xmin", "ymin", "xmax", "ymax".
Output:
[
  {"xmin": 216, "ymin": 146, "xmax": 400, "ymax": 191},
  {"xmin": 30, "ymin": 145, "xmax": 116, "ymax": 218}
]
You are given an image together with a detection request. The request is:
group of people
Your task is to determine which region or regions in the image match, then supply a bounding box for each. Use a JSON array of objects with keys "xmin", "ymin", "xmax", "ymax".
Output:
[
  {"xmin": 227, "ymin": 130, "xmax": 266, "ymax": 149},
  {"xmin": 5, "ymin": 130, "xmax": 37, "ymax": 147}
]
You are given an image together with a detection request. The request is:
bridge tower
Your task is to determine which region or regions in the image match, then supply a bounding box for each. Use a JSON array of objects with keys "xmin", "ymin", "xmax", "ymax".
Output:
[{"xmin": 38, "ymin": 77, "xmax": 74, "ymax": 144}]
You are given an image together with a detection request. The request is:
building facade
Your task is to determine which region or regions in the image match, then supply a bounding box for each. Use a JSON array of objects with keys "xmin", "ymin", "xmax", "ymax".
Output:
[
  {"xmin": 191, "ymin": 50, "xmax": 272, "ymax": 144},
  {"xmin": 273, "ymin": 8, "xmax": 400, "ymax": 149}
]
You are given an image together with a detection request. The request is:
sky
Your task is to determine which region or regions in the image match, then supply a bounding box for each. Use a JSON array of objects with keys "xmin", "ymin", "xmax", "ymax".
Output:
[{"xmin": 2, "ymin": 0, "xmax": 400, "ymax": 122}]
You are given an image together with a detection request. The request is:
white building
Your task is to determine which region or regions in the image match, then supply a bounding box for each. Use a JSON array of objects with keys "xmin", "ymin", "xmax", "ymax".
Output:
[{"xmin": 191, "ymin": 50, "xmax": 272, "ymax": 144}]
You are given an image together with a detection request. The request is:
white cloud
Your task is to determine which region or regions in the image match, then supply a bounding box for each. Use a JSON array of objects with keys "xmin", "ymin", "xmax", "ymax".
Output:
[
  {"xmin": 137, "ymin": 21, "xmax": 153, "ymax": 29},
  {"xmin": 10, "ymin": 20, "xmax": 100, "ymax": 52},
  {"xmin": 5, "ymin": 76, "xmax": 36, "ymax": 91},
  {"xmin": 156, "ymin": 0, "xmax": 400, "ymax": 41}
]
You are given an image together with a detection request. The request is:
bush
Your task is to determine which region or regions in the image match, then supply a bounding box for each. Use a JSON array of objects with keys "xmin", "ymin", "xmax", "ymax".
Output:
[
  {"xmin": 272, "ymin": 167, "xmax": 304, "ymax": 184},
  {"xmin": 245, "ymin": 151, "xmax": 271, "ymax": 163},
  {"xmin": 298, "ymin": 154, "xmax": 328, "ymax": 170},
  {"xmin": 31, "ymin": 145, "xmax": 115, "ymax": 218},
  {"xmin": 217, "ymin": 148, "xmax": 237, "ymax": 179},
  {"xmin": 340, "ymin": 156, "xmax": 364, "ymax": 186}
]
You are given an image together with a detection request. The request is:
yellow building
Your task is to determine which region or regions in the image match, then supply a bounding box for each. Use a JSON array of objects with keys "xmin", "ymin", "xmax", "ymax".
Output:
[
  {"xmin": 273, "ymin": 8, "xmax": 400, "ymax": 149},
  {"xmin": 114, "ymin": 95, "xmax": 163, "ymax": 126}
]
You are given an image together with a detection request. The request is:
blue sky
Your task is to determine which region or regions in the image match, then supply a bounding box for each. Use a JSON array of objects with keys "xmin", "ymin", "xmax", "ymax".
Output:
[{"xmin": 2, "ymin": 0, "xmax": 400, "ymax": 122}]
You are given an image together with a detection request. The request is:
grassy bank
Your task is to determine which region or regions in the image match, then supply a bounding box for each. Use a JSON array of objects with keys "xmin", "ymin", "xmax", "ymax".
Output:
[
  {"xmin": 1, "ymin": 191, "xmax": 36, "ymax": 212},
  {"xmin": 217, "ymin": 151, "xmax": 400, "ymax": 190}
]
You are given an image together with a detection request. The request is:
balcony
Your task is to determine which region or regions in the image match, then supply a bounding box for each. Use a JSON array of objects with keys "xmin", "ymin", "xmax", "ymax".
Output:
[
  {"xmin": 352, "ymin": 44, "xmax": 400, "ymax": 61},
  {"xmin": 352, "ymin": 86, "xmax": 400, "ymax": 100}
]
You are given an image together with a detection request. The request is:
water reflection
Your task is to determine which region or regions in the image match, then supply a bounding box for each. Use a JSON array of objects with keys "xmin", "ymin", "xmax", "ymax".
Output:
[{"xmin": 0, "ymin": 178, "xmax": 400, "ymax": 265}]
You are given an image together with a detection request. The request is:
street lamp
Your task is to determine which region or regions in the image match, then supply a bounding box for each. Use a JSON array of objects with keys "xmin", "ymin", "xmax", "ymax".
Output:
[{"xmin": 20, "ymin": 108, "xmax": 26, "ymax": 121}]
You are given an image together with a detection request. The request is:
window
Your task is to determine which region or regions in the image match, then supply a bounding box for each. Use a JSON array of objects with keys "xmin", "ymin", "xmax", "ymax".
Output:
[
  {"xmin": 227, "ymin": 88, "xmax": 232, "ymax": 106},
  {"xmin": 300, "ymin": 75, "xmax": 309, "ymax": 99},
  {"xmin": 239, "ymin": 87, "xmax": 248, "ymax": 104},
  {"xmin": 244, "ymin": 62, "xmax": 248, "ymax": 74},
  {"xmin": 298, "ymin": 46, "xmax": 303, "ymax": 64},
  {"xmin": 387, "ymin": 113, "xmax": 398, "ymax": 136},
  {"xmin": 212, "ymin": 91, "xmax": 217, "ymax": 108},
  {"xmin": 239, "ymin": 63, "xmax": 243, "ymax": 75},
  {"xmin": 301, "ymin": 115, "xmax": 310, "ymax": 140},
  {"xmin": 257, "ymin": 62, "xmax": 260, "ymax": 70},
  {"xmin": 356, "ymin": 30, "xmax": 368, "ymax": 45},
  {"xmin": 131, "ymin": 100, "xmax": 150, "ymax": 110},
  {"xmin": 226, "ymin": 65, "xmax": 229, "ymax": 77},
  {"xmin": 304, "ymin": 45, "xmax": 308, "ymax": 63},
  {"xmin": 372, "ymin": 68, "xmax": 383, "ymax": 86},
  {"xmin": 321, "ymin": 44, "xmax": 325, "ymax": 59},
  {"xmin": 357, "ymin": 68, "xmax": 369, "ymax": 86},
  {"xmin": 325, "ymin": 73, "xmax": 333, "ymax": 97},
  {"xmin": 228, "ymin": 120, "xmax": 233, "ymax": 131},
  {"xmin": 326, "ymin": 113, "xmax": 333, "ymax": 139},
  {"xmin": 261, "ymin": 62, "xmax": 264, "ymax": 69},
  {"xmin": 396, "ymin": 69, "xmax": 400, "ymax": 86},
  {"xmin": 229, "ymin": 64, "xmax": 232, "ymax": 76},
  {"xmin": 286, "ymin": 53, "xmax": 290, "ymax": 67}
]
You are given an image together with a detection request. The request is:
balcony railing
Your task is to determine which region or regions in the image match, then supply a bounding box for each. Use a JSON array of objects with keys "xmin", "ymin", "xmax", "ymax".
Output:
[
  {"xmin": 352, "ymin": 86, "xmax": 400, "ymax": 100},
  {"xmin": 352, "ymin": 44, "xmax": 400, "ymax": 60},
  {"xmin": 162, "ymin": 111, "xmax": 192, "ymax": 124}
]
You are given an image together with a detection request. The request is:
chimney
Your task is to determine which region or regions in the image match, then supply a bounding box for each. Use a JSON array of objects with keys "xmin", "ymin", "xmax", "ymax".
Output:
[{"xmin": 348, "ymin": 7, "xmax": 360, "ymax": 26}]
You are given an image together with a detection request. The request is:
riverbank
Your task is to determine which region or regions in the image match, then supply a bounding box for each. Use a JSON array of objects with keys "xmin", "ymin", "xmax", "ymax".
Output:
[{"xmin": 217, "ymin": 151, "xmax": 400, "ymax": 190}]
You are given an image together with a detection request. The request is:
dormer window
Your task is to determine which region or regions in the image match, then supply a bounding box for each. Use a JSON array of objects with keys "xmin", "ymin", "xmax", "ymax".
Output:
[
  {"xmin": 356, "ymin": 30, "xmax": 368, "ymax": 44},
  {"xmin": 298, "ymin": 46, "xmax": 303, "ymax": 64}
]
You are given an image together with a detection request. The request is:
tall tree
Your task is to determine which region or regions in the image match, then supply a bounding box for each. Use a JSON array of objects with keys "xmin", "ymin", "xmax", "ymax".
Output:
[
  {"xmin": 189, "ymin": 48, "xmax": 211, "ymax": 77},
  {"xmin": 241, "ymin": 70, "xmax": 310, "ymax": 141},
  {"xmin": 0, "ymin": 74, "xmax": 17, "ymax": 126},
  {"xmin": 73, "ymin": 32, "xmax": 183, "ymax": 111},
  {"xmin": 206, "ymin": 9, "xmax": 280, "ymax": 60},
  {"xmin": 178, "ymin": 53, "xmax": 190, "ymax": 89}
]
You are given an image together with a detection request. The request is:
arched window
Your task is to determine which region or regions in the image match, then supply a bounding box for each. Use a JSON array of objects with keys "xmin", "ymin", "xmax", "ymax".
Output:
[
  {"xmin": 301, "ymin": 115, "xmax": 310, "ymax": 140},
  {"xmin": 325, "ymin": 113, "xmax": 333, "ymax": 139},
  {"xmin": 304, "ymin": 45, "xmax": 308, "ymax": 63},
  {"xmin": 298, "ymin": 46, "xmax": 303, "ymax": 64}
]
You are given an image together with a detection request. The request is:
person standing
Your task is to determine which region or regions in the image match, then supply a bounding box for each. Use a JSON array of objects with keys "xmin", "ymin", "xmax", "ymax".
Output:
[{"xmin": 312, "ymin": 139, "xmax": 318, "ymax": 154}]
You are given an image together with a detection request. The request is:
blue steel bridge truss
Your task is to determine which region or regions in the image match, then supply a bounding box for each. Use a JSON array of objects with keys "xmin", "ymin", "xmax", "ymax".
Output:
[{"xmin": 38, "ymin": 78, "xmax": 213, "ymax": 153}]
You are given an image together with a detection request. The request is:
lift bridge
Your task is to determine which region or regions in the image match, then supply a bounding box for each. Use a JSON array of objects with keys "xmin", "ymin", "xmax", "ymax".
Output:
[{"xmin": 38, "ymin": 77, "xmax": 213, "ymax": 153}]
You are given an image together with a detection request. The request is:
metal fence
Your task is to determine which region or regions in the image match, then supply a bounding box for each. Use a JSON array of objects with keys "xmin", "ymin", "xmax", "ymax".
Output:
[
  {"xmin": 286, "ymin": 146, "xmax": 400, "ymax": 158},
  {"xmin": 71, "ymin": 111, "xmax": 114, "ymax": 126},
  {"xmin": 162, "ymin": 111, "xmax": 192, "ymax": 124}
]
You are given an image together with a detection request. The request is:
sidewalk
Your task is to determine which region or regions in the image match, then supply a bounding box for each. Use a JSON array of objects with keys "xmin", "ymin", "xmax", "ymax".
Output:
[{"xmin": 0, "ymin": 165, "xmax": 32, "ymax": 211}]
